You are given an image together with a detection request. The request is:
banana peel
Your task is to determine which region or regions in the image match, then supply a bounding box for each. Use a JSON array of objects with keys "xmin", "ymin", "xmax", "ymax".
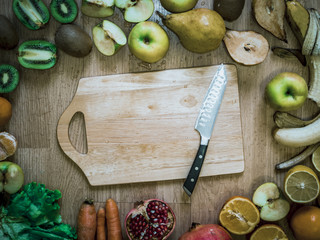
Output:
[{"xmin": 286, "ymin": 0, "xmax": 320, "ymax": 106}]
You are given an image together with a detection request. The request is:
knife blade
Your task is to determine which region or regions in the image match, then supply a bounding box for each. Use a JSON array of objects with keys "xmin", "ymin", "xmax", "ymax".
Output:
[{"xmin": 183, "ymin": 64, "xmax": 228, "ymax": 196}]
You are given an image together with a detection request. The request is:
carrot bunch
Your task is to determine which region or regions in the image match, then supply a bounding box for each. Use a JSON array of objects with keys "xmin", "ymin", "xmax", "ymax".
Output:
[{"xmin": 77, "ymin": 198, "xmax": 122, "ymax": 240}]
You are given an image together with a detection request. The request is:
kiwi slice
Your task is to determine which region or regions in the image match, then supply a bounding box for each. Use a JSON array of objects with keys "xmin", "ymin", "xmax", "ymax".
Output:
[
  {"xmin": 18, "ymin": 40, "xmax": 57, "ymax": 70},
  {"xmin": 0, "ymin": 65, "xmax": 19, "ymax": 93},
  {"xmin": 13, "ymin": 0, "xmax": 50, "ymax": 30},
  {"xmin": 50, "ymin": 0, "xmax": 78, "ymax": 23}
]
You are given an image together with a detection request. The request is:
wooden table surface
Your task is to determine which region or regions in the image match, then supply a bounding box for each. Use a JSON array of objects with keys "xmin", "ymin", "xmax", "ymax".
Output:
[{"xmin": 1, "ymin": 0, "xmax": 319, "ymax": 239}]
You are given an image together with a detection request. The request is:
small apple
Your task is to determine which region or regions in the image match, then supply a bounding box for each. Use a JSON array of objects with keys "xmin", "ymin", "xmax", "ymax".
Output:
[
  {"xmin": 265, "ymin": 72, "xmax": 308, "ymax": 111},
  {"xmin": 115, "ymin": 0, "xmax": 154, "ymax": 23},
  {"xmin": 81, "ymin": 0, "xmax": 115, "ymax": 18},
  {"xmin": 92, "ymin": 20, "xmax": 127, "ymax": 56},
  {"xmin": 160, "ymin": 0, "xmax": 198, "ymax": 13},
  {"xmin": 0, "ymin": 161, "xmax": 24, "ymax": 194},
  {"xmin": 128, "ymin": 21, "xmax": 169, "ymax": 63},
  {"xmin": 252, "ymin": 182, "xmax": 290, "ymax": 222}
]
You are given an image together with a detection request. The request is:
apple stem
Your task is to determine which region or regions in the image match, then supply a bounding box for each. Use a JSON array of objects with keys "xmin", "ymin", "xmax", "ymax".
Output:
[{"xmin": 156, "ymin": 11, "xmax": 166, "ymax": 20}]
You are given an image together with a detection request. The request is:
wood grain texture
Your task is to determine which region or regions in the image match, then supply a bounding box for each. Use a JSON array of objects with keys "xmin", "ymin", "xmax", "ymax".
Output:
[
  {"xmin": 0, "ymin": 0, "xmax": 319, "ymax": 239},
  {"xmin": 57, "ymin": 65, "xmax": 244, "ymax": 186}
]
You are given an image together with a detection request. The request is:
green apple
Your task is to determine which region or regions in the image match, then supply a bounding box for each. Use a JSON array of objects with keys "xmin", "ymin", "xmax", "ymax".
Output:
[
  {"xmin": 81, "ymin": 0, "xmax": 115, "ymax": 18},
  {"xmin": 265, "ymin": 72, "xmax": 308, "ymax": 111},
  {"xmin": 115, "ymin": 0, "xmax": 154, "ymax": 23},
  {"xmin": 0, "ymin": 161, "xmax": 24, "ymax": 194},
  {"xmin": 252, "ymin": 182, "xmax": 290, "ymax": 222},
  {"xmin": 160, "ymin": 0, "xmax": 198, "ymax": 13},
  {"xmin": 128, "ymin": 21, "xmax": 169, "ymax": 63},
  {"xmin": 92, "ymin": 20, "xmax": 127, "ymax": 56}
]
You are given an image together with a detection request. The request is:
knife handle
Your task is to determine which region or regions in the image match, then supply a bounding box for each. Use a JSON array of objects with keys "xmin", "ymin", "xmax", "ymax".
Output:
[{"xmin": 183, "ymin": 144, "xmax": 208, "ymax": 196}]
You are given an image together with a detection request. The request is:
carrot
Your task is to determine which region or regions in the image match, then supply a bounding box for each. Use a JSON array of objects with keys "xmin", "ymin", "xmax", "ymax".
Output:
[
  {"xmin": 96, "ymin": 207, "xmax": 106, "ymax": 240},
  {"xmin": 77, "ymin": 199, "xmax": 97, "ymax": 240},
  {"xmin": 105, "ymin": 198, "xmax": 122, "ymax": 240}
]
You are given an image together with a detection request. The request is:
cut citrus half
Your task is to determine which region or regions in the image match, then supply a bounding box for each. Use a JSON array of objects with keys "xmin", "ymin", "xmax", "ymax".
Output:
[
  {"xmin": 312, "ymin": 145, "xmax": 320, "ymax": 172},
  {"xmin": 219, "ymin": 196, "xmax": 260, "ymax": 235},
  {"xmin": 250, "ymin": 224, "xmax": 288, "ymax": 240},
  {"xmin": 284, "ymin": 165, "xmax": 320, "ymax": 203}
]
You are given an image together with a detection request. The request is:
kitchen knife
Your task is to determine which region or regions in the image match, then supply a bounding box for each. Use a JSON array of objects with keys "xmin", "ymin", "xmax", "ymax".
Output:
[{"xmin": 183, "ymin": 64, "xmax": 228, "ymax": 196}]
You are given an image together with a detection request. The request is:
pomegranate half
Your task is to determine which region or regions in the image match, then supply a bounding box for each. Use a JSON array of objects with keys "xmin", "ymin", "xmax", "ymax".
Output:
[
  {"xmin": 125, "ymin": 199, "xmax": 176, "ymax": 240},
  {"xmin": 179, "ymin": 223, "xmax": 232, "ymax": 240}
]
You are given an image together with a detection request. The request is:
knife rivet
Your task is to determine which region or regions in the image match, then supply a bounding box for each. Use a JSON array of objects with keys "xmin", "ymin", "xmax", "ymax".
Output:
[
  {"xmin": 195, "ymin": 167, "xmax": 199, "ymax": 171},
  {"xmin": 199, "ymin": 155, "xmax": 203, "ymax": 159},
  {"xmin": 191, "ymin": 178, "xmax": 194, "ymax": 182}
]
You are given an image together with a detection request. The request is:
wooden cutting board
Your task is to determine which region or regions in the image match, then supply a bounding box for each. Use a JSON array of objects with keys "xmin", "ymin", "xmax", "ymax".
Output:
[{"xmin": 57, "ymin": 65, "xmax": 244, "ymax": 186}]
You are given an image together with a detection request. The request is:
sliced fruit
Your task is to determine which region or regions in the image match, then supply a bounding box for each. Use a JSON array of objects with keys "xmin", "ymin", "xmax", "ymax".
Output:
[
  {"xmin": 223, "ymin": 30, "xmax": 269, "ymax": 65},
  {"xmin": 0, "ymin": 132, "xmax": 18, "ymax": 161},
  {"xmin": 219, "ymin": 196, "xmax": 260, "ymax": 235},
  {"xmin": 50, "ymin": 0, "xmax": 78, "ymax": 23},
  {"xmin": 252, "ymin": 182, "xmax": 290, "ymax": 222},
  {"xmin": 272, "ymin": 47, "xmax": 306, "ymax": 66},
  {"xmin": 12, "ymin": 0, "xmax": 50, "ymax": 30},
  {"xmin": 312, "ymin": 145, "xmax": 320, "ymax": 172},
  {"xmin": 55, "ymin": 24, "xmax": 92, "ymax": 57},
  {"xmin": 250, "ymin": 224, "xmax": 288, "ymax": 240},
  {"xmin": 115, "ymin": 0, "xmax": 154, "ymax": 23},
  {"xmin": 284, "ymin": 165, "xmax": 320, "ymax": 203},
  {"xmin": 18, "ymin": 40, "xmax": 57, "ymax": 70},
  {"xmin": 0, "ymin": 65, "xmax": 19, "ymax": 93},
  {"xmin": 92, "ymin": 20, "xmax": 127, "ymax": 56},
  {"xmin": 252, "ymin": 0, "xmax": 286, "ymax": 41},
  {"xmin": 0, "ymin": 15, "xmax": 19, "ymax": 50},
  {"xmin": 81, "ymin": 0, "xmax": 114, "ymax": 18}
]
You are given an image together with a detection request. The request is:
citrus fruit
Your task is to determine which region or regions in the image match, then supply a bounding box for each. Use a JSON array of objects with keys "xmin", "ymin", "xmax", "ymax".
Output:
[
  {"xmin": 312, "ymin": 145, "xmax": 320, "ymax": 172},
  {"xmin": 284, "ymin": 165, "xmax": 320, "ymax": 203},
  {"xmin": 0, "ymin": 97, "xmax": 12, "ymax": 126},
  {"xmin": 250, "ymin": 224, "xmax": 288, "ymax": 240},
  {"xmin": 290, "ymin": 206, "xmax": 320, "ymax": 240},
  {"xmin": 219, "ymin": 196, "xmax": 260, "ymax": 235}
]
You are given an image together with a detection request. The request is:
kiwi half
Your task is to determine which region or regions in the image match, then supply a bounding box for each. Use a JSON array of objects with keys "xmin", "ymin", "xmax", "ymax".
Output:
[
  {"xmin": 0, "ymin": 65, "xmax": 19, "ymax": 93},
  {"xmin": 50, "ymin": 0, "xmax": 78, "ymax": 23},
  {"xmin": 13, "ymin": 0, "xmax": 50, "ymax": 30},
  {"xmin": 18, "ymin": 40, "xmax": 57, "ymax": 70}
]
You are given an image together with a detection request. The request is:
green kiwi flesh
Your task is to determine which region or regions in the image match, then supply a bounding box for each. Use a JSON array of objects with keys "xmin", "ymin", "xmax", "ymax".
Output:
[
  {"xmin": 0, "ymin": 15, "xmax": 19, "ymax": 50},
  {"xmin": 0, "ymin": 65, "xmax": 19, "ymax": 93},
  {"xmin": 50, "ymin": 0, "xmax": 78, "ymax": 23},
  {"xmin": 81, "ymin": 0, "xmax": 114, "ymax": 18},
  {"xmin": 18, "ymin": 40, "xmax": 57, "ymax": 70},
  {"xmin": 13, "ymin": 0, "xmax": 50, "ymax": 30}
]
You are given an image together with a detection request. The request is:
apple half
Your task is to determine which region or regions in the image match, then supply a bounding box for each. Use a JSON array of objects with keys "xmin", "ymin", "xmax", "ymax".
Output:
[
  {"xmin": 0, "ymin": 161, "xmax": 24, "ymax": 194},
  {"xmin": 81, "ymin": 0, "xmax": 115, "ymax": 18},
  {"xmin": 252, "ymin": 182, "xmax": 290, "ymax": 222},
  {"xmin": 115, "ymin": 0, "xmax": 154, "ymax": 23},
  {"xmin": 92, "ymin": 20, "xmax": 127, "ymax": 56}
]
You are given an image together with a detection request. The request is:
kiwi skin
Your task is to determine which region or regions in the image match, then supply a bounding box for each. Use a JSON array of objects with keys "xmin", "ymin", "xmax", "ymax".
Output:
[
  {"xmin": 0, "ymin": 15, "xmax": 19, "ymax": 50},
  {"xmin": 55, "ymin": 24, "xmax": 93, "ymax": 58}
]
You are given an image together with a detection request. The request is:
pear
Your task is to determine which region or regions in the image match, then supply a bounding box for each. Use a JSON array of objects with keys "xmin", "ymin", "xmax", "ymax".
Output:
[
  {"xmin": 160, "ymin": 0, "xmax": 198, "ymax": 13},
  {"xmin": 157, "ymin": 8, "xmax": 226, "ymax": 53}
]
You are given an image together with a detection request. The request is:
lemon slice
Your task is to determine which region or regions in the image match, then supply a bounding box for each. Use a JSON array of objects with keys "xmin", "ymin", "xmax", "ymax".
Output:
[
  {"xmin": 312, "ymin": 145, "xmax": 320, "ymax": 172},
  {"xmin": 219, "ymin": 196, "xmax": 260, "ymax": 235},
  {"xmin": 284, "ymin": 165, "xmax": 320, "ymax": 203},
  {"xmin": 250, "ymin": 224, "xmax": 288, "ymax": 240}
]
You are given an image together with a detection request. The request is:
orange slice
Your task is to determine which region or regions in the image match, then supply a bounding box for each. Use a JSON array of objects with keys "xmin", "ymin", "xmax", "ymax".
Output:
[
  {"xmin": 219, "ymin": 196, "xmax": 260, "ymax": 235},
  {"xmin": 312, "ymin": 145, "xmax": 320, "ymax": 172},
  {"xmin": 284, "ymin": 165, "xmax": 320, "ymax": 203},
  {"xmin": 250, "ymin": 224, "xmax": 288, "ymax": 240}
]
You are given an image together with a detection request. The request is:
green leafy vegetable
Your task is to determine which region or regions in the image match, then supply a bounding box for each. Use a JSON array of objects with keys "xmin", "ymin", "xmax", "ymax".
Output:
[{"xmin": 0, "ymin": 182, "xmax": 77, "ymax": 240}]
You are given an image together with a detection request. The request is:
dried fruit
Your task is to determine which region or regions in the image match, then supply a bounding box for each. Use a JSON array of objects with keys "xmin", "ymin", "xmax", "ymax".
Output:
[
  {"xmin": 223, "ymin": 30, "xmax": 269, "ymax": 65},
  {"xmin": 125, "ymin": 199, "xmax": 175, "ymax": 240},
  {"xmin": 0, "ymin": 64, "xmax": 19, "ymax": 93},
  {"xmin": 18, "ymin": 40, "xmax": 57, "ymax": 70},
  {"xmin": 0, "ymin": 132, "xmax": 17, "ymax": 161},
  {"xmin": 178, "ymin": 223, "xmax": 232, "ymax": 240},
  {"xmin": 50, "ymin": 0, "xmax": 78, "ymax": 23},
  {"xmin": 13, "ymin": 0, "xmax": 50, "ymax": 30},
  {"xmin": 0, "ymin": 15, "xmax": 19, "ymax": 50}
]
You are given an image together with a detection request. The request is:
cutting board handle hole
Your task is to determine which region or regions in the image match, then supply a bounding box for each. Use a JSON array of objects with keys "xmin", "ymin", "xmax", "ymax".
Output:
[{"xmin": 68, "ymin": 111, "xmax": 88, "ymax": 154}]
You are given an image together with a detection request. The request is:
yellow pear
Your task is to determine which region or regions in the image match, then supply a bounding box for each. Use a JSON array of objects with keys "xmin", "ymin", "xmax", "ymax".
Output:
[{"xmin": 158, "ymin": 8, "xmax": 226, "ymax": 53}]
